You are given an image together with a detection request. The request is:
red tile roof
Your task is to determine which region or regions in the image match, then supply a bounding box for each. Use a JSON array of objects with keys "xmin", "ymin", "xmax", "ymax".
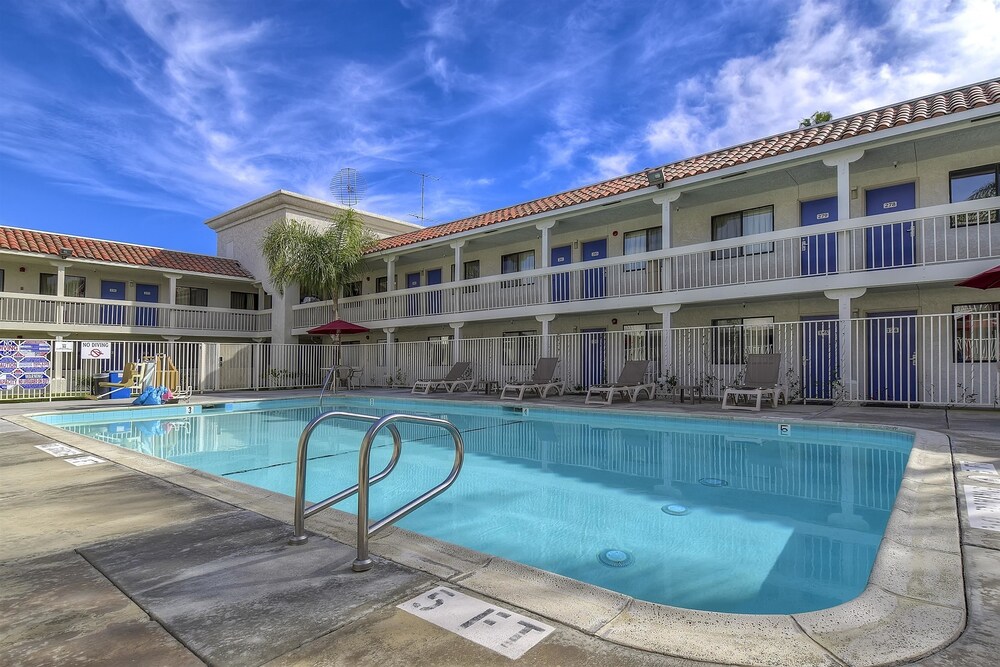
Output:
[
  {"xmin": 0, "ymin": 227, "xmax": 255, "ymax": 279},
  {"xmin": 372, "ymin": 79, "xmax": 1000, "ymax": 253}
]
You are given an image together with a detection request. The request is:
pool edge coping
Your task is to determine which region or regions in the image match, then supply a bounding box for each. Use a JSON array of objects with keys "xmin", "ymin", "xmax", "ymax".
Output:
[{"xmin": 7, "ymin": 405, "xmax": 966, "ymax": 667}]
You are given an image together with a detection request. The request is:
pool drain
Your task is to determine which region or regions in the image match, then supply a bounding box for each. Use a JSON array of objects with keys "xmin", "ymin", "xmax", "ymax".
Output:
[
  {"xmin": 598, "ymin": 549, "xmax": 634, "ymax": 567},
  {"xmin": 699, "ymin": 477, "xmax": 729, "ymax": 487},
  {"xmin": 661, "ymin": 503, "xmax": 690, "ymax": 516}
]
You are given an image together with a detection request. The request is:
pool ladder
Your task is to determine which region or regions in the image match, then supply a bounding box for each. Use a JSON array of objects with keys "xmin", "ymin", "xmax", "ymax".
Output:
[{"xmin": 288, "ymin": 411, "xmax": 464, "ymax": 572}]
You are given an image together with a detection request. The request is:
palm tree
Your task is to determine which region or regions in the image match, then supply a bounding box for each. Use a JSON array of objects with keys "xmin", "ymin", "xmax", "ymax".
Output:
[{"xmin": 259, "ymin": 208, "xmax": 378, "ymax": 322}]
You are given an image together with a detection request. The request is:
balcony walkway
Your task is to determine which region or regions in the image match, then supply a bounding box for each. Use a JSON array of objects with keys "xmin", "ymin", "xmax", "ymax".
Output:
[{"xmin": 1, "ymin": 391, "xmax": 997, "ymax": 666}]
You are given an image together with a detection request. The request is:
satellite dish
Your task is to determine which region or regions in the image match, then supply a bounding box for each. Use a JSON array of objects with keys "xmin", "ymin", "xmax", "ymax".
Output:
[{"xmin": 330, "ymin": 168, "xmax": 367, "ymax": 208}]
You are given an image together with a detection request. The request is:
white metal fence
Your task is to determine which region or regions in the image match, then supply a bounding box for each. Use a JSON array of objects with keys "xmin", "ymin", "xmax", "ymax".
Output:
[{"xmin": 3, "ymin": 311, "xmax": 997, "ymax": 406}]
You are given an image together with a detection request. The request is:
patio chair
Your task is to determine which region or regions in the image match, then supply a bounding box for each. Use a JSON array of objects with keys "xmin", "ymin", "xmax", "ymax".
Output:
[
  {"xmin": 500, "ymin": 357, "xmax": 565, "ymax": 401},
  {"xmin": 584, "ymin": 359, "xmax": 656, "ymax": 405},
  {"xmin": 411, "ymin": 361, "xmax": 475, "ymax": 394},
  {"xmin": 721, "ymin": 353, "xmax": 786, "ymax": 411}
]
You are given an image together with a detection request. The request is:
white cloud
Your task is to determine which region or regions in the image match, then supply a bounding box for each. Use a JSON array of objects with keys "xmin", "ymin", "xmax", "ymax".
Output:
[{"xmin": 644, "ymin": 0, "xmax": 1000, "ymax": 161}]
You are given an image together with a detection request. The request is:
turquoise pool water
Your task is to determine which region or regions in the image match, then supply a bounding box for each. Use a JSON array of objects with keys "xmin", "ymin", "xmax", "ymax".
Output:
[{"xmin": 35, "ymin": 397, "xmax": 913, "ymax": 614}]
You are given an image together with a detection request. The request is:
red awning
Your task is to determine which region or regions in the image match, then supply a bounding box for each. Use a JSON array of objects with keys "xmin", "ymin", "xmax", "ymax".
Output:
[
  {"xmin": 307, "ymin": 319, "xmax": 370, "ymax": 335},
  {"xmin": 956, "ymin": 264, "xmax": 1000, "ymax": 290}
]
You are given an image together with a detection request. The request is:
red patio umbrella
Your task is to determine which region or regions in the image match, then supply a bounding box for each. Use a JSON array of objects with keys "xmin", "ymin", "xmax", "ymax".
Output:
[
  {"xmin": 307, "ymin": 319, "xmax": 370, "ymax": 335},
  {"xmin": 956, "ymin": 264, "xmax": 1000, "ymax": 290}
]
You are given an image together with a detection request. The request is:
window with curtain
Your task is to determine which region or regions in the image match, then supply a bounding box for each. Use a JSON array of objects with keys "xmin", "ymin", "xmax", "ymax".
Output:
[
  {"xmin": 427, "ymin": 335, "xmax": 452, "ymax": 366},
  {"xmin": 376, "ymin": 276, "xmax": 388, "ymax": 293},
  {"xmin": 175, "ymin": 286, "xmax": 208, "ymax": 306},
  {"xmin": 950, "ymin": 163, "xmax": 999, "ymax": 227},
  {"xmin": 953, "ymin": 303, "xmax": 999, "ymax": 362},
  {"xmin": 711, "ymin": 316, "xmax": 774, "ymax": 364},
  {"xmin": 501, "ymin": 250, "xmax": 535, "ymax": 287},
  {"xmin": 711, "ymin": 205, "xmax": 774, "ymax": 259},
  {"xmin": 342, "ymin": 281, "xmax": 362, "ymax": 298},
  {"xmin": 623, "ymin": 324, "xmax": 660, "ymax": 364},
  {"xmin": 229, "ymin": 291, "xmax": 258, "ymax": 310},
  {"xmin": 501, "ymin": 330, "xmax": 538, "ymax": 365},
  {"xmin": 39, "ymin": 273, "xmax": 86, "ymax": 297},
  {"xmin": 623, "ymin": 227, "xmax": 663, "ymax": 271}
]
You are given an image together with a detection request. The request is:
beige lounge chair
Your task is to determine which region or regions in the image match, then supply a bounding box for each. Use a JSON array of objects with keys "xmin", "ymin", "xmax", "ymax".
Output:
[
  {"xmin": 585, "ymin": 359, "xmax": 656, "ymax": 405},
  {"xmin": 721, "ymin": 353, "xmax": 786, "ymax": 411},
  {"xmin": 500, "ymin": 357, "xmax": 565, "ymax": 401},
  {"xmin": 411, "ymin": 362, "xmax": 475, "ymax": 394}
]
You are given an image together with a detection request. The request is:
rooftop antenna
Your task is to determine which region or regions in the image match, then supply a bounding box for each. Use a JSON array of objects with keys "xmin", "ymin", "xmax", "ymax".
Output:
[
  {"xmin": 409, "ymin": 170, "xmax": 439, "ymax": 223},
  {"xmin": 330, "ymin": 167, "xmax": 367, "ymax": 208}
]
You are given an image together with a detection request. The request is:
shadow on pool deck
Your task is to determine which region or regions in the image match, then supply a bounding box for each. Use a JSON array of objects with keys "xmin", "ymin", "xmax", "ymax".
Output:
[{"xmin": 1, "ymin": 391, "xmax": 997, "ymax": 666}]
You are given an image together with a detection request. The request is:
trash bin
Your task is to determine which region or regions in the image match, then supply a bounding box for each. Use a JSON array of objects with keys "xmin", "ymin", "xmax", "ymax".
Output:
[
  {"xmin": 91, "ymin": 373, "xmax": 110, "ymax": 398},
  {"xmin": 107, "ymin": 371, "xmax": 131, "ymax": 399}
]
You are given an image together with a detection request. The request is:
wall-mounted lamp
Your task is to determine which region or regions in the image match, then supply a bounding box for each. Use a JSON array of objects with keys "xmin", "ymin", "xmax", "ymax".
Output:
[
  {"xmin": 645, "ymin": 168, "xmax": 665, "ymax": 189},
  {"xmin": 58, "ymin": 247, "xmax": 73, "ymax": 258},
  {"xmin": 611, "ymin": 318, "xmax": 618, "ymax": 325}
]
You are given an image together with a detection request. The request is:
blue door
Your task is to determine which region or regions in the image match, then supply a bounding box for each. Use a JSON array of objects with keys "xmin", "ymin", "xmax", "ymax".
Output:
[
  {"xmin": 100, "ymin": 280, "xmax": 126, "ymax": 325},
  {"xmin": 865, "ymin": 183, "xmax": 915, "ymax": 269},
  {"xmin": 581, "ymin": 239, "xmax": 607, "ymax": 299},
  {"xmin": 426, "ymin": 268, "xmax": 442, "ymax": 315},
  {"xmin": 866, "ymin": 311, "xmax": 917, "ymax": 403},
  {"xmin": 135, "ymin": 283, "xmax": 159, "ymax": 326},
  {"xmin": 581, "ymin": 327, "xmax": 606, "ymax": 387},
  {"xmin": 406, "ymin": 272, "xmax": 421, "ymax": 316},
  {"xmin": 801, "ymin": 315, "xmax": 839, "ymax": 400},
  {"xmin": 800, "ymin": 196, "xmax": 838, "ymax": 275},
  {"xmin": 550, "ymin": 245, "xmax": 572, "ymax": 302}
]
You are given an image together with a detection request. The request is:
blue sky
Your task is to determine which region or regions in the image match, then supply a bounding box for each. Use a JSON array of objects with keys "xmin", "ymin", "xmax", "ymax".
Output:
[{"xmin": 1, "ymin": 0, "xmax": 998, "ymax": 255}]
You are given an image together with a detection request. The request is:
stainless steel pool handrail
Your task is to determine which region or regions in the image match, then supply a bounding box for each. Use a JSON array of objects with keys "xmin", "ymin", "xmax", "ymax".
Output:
[
  {"xmin": 288, "ymin": 411, "xmax": 403, "ymax": 545},
  {"xmin": 288, "ymin": 411, "xmax": 465, "ymax": 575}
]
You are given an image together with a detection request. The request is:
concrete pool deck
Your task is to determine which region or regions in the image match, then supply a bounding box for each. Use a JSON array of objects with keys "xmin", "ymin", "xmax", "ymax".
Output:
[{"xmin": 1, "ymin": 391, "xmax": 997, "ymax": 666}]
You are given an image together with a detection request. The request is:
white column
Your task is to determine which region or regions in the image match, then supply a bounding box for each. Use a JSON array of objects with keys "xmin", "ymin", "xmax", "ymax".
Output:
[
  {"xmin": 384, "ymin": 257, "xmax": 397, "ymax": 291},
  {"xmin": 825, "ymin": 287, "xmax": 866, "ymax": 402},
  {"xmin": 536, "ymin": 221, "xmax": 556, "ymax": 303},
  {"xmin": 652, "ymin": 192, "xmax": 680, "ymax": 291},
  {"xmin": 653, "ymin": 304, "xmax": 681, "ymax": 378},
  {"xmin": 164, "ymin": 273, "xmax": 181, "ymax": 333},
  {"xmin": 535, "ymin": 314, "xmax": 555, "ymax": 356},
  {"xmin": 535, "ymin": 221, "xmax": 556, "ymax": 268},
  {"xmin": 384, "ymin": 327, "xmax": 396, "ymax": 382},
  {"xmin": 52, "ymin": 261, "xmax": 71, "ymax": 325},
  {"xmin": 449, "ymin": 322, "xmax": 464, "ymax": 360},
  {"xmin": 822, "ymin": 151, "xmax": 864, "ymax": 272},
  {"xmin": 450, "ymin": 240, "xmax": 465, "ymax": 279}
]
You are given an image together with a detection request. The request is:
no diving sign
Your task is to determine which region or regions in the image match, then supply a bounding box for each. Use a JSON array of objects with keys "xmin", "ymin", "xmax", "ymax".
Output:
[
  {"xmin": 81, "ymin": 342, "xmax": 112, "ymax": 360},
  {"xmin": 399, "ymin": 586, "xmax": 553, "ymax": 659}
]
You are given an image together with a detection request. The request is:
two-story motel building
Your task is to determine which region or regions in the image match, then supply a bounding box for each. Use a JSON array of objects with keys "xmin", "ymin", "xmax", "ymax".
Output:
[{"xmin": 2, "ymin": 79, "xmax": 998, "ymax": 404}]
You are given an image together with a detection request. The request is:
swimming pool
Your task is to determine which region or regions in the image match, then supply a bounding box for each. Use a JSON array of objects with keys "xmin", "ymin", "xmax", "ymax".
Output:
[{"xmin": 35, "ymin": 397, "xmax": 913, "ymax": 615}]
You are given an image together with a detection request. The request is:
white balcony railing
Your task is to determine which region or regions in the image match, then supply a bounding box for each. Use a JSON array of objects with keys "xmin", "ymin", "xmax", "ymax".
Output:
[
  {"xmin": 0, "ymin": 294, "xmax": 271, "ymax": 335},
  {"xmin": 293, "ymin": 198, "xmax": 1000, "ymax": 329}
]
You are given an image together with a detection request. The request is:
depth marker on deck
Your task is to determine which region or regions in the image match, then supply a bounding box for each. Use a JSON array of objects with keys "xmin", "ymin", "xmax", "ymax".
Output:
[
  {"xmin": 34, "ymin": 443, "xmax": 82, "ymax": 457},
  {"xmin": 964, "ymin": 485, "xmax": 1000, "ymax": 532},
  {"xmin": 64, "ymin": 455, "xmax": 106, "ymax": 466},
  {"xmin": 399, "ymin": 585, "xmax": 553, "ymax": 659}
]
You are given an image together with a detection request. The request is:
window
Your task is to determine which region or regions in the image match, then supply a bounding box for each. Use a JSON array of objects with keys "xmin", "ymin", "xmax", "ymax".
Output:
[
  {"xmin": 501, "ymin": 250, "xmax": 535, "ymax": 287},
  {"xmin": 427, "ymin": 335, "xmax": 452, "ymax": 366},
  {"xmin": 950, "ymin": 164, "xmax": 998, "ymax": 227},
  {"xmin": 624, "ymin": 324, "xmax": 660, "ymax": 364},
  {"xmin": 502, "ymin": 330, "xmax": 539, "ymax": 365},
  {"xmin": 175, "ymin": 286, "xmax": 208, "ymax": 306},
  {"xmin": 623, "ymin": 227, "xmax": 662, "ymax": 271},
  {"xmin": 0, "ymin": 268, "xmax": 4, "ymax": 292},
  {"xmin": 451, "ymin": 260, "xmax": 480, "ymax": 293},
  {"xmin": 39, "ymin": 273, "xmax": 86, "ymax": 297},
  {"xmin": 711, "ymin": 205, "xmax": 774, "ymax": 259},
  {"xmin": 376, "ymin": 276, "xmax": 388, "ymax": 293},
  {"xmin": 342, "ymin": 281, "xmax": 362, "ymax": 298},
  {"xmin": 954, "ymin": 303, "xmax": 999, "ymax": 362},
  {"xmin": 230, "ymin": 291, "xmax": 258, "ymax": 310},
  {"xmin": 712, "ymin": 316, "xmax": 774, "ymax": 364}
]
